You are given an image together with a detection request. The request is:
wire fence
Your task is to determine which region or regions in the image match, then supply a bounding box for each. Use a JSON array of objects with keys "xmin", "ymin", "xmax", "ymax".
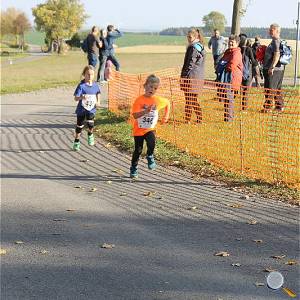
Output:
[{"xmin": 107, "ymin": 68, "xmax": 300, "ymax": 189}]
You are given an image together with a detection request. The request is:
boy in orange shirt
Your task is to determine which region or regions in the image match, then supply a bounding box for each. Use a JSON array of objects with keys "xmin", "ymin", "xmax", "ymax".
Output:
[{"xmin": 130, "ymin": 74, "xmax": 170, "ymax": 179}]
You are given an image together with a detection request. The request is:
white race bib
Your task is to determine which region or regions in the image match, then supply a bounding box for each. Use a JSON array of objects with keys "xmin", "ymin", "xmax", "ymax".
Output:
[
  {"xmin": 82, "ymin": 94, "xmax": 97, "ymax": 111},
  {"xmin": 137, "ymin": 109, "xmax": 158, "ymax": 129}
]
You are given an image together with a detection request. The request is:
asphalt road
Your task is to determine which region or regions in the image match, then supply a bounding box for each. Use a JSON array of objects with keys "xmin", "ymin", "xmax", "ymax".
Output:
[{"xmin": 1, "ymin": 87, "xmax": 299, "ymax": 300}]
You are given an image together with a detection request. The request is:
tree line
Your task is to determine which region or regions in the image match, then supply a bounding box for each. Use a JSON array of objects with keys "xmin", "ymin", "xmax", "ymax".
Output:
[{"xmin": 159, "ymin": 27, "xmax": 297, "ymax": 40}]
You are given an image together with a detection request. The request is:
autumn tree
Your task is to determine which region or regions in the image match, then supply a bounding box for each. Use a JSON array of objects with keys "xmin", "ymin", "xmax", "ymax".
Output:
[
  {"xmin": 13, "ymin": 13, "xmax": 31, "ymax": 50},
  {"xmin": 1, "ymin": 7, "xmax": 31, "ymax": 49},
  {"xmin": 32, "ymin": 0, "xmax": 87, "ymax": 53},
  {"xmin": 202, "ymin": 11, "xmax": 227, "ymax": 34}
]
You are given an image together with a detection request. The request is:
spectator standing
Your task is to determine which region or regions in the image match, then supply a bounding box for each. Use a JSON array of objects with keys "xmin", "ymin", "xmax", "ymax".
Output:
[
  {"xmin": 239, "ymin": 35, "xmax": 259, "ymax": 110},
  {"xmin": 97, "ymin": 29, "xmax": 109, "ymax": 81},
  {"xmin": 86, "ymin": 26, "xmax": 102, "ymax": 68},
  {"xmin": 180, "ymin": 28, "xmax": 205, "ymax": 124},
  {"xmin": 98, "ymin": 25, "xmax": 123, "ymax": 82},
  {"xmin": 208, "ymin": 29, "xmax": 227, "ymax": 70},
  {"xmin": 261, "ymin": 23, "xmax": 285, "ymax": 112},
  {"xmin": 217, "ymin": 34, "xmax": 243, "ymax": 121}
]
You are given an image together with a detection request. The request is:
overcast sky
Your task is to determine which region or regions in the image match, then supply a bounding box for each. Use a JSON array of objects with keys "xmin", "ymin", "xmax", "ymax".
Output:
[{"xmin": 2, "ymin": 0, "xmax": 299, "ymax": 31}]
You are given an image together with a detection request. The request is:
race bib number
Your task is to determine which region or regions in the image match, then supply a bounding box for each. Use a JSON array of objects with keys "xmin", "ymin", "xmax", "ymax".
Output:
[
  {"xmin": 137, "ymin": 109, "xmax": 158, "ymax": 129},
  {"xmin": 82, "ymin": 94, "xmax": 97, "ymax": 111}
]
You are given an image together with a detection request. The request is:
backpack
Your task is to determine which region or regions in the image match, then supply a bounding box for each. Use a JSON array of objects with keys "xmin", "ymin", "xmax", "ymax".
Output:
[
  {"xmin": 279, "ymin": 40, "xmax": 292, "ymax": 65},
  {"xmin": 81, "ymin": 37, "xmax": 88, "ymax": 53},
  {"xmin": 255, "ymin": 45, "xmax": 267, "ymax": 64},
  {"xmin": 193, "ymin": 42, "xmax": 205, "ymax": 57},
  {"xmin": 242, "ymin": 48, "xmax": 251, "ymax": 81},
  {"xmin": 216, "ymin": 59, "xmax": 231, "ymax": 83}
]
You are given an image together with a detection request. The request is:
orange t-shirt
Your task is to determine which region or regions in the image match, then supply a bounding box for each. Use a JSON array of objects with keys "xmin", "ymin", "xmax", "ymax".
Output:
[{"xmin": 131, "ymin": 95, "xmax": 169, "ymax": 136}]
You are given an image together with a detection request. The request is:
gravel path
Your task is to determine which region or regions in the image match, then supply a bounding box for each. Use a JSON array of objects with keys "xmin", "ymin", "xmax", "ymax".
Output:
[{"xmin": 1, "ymin": 87, "xmax": 299, "ymax": 300}]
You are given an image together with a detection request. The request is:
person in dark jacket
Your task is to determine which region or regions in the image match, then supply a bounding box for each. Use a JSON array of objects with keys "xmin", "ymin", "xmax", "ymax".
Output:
[
  {"xmin": 251, "ymin": 36, "xmax": 264, "ymax": 86},
  {"xmin": 180, "ymin": 28, "xmax": 205, "ymax": 124},
  {"xmin": 86, "ymin": 26, "xmax": 102, "ymax": 67},
  {"xmin": 97, "ymin": 29, "xmax": 109, "ymax": 82},
  {"xmin": 261, "ymin": 23, "xmax": 285, "ymax": 112},
  {"xmin": 239, "ymin": 35, "xmax": 259, "ymax": 110}
]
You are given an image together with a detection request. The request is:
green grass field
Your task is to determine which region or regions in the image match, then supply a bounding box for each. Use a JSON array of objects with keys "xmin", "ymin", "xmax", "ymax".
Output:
[
  {"xmin": 1, "ymin": 48, "xmax": 298, "ymax": 94},
  {"xmin": 116, "ymin": 33, "xmax": 187, "ymax": 47},
  {"xmin": 24, "ymin": 31, "xmax": 46, "ymax": 46}
]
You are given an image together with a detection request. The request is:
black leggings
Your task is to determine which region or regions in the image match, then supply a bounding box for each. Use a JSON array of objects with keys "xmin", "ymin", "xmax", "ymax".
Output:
[{"xmin": 131, "ymin": 131, "xmax": 156, "ymax": 168}]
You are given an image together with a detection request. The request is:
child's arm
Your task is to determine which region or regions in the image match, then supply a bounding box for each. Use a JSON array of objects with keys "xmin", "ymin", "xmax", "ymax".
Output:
[
  {"xmin": 132, "ymin": 105, "xmax": 153, "ymax": 119},
  {"xmin": 161, "ymin": 102, "xmax": 170, "ymax": 124},
  {"xmin": 74, "ymin": 94, "xmax": 86, "ymax": 102}
]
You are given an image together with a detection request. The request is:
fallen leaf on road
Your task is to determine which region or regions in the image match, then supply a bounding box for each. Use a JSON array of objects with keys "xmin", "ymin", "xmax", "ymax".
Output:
[
  {"xmin": 231, "ymin": 263, "xmax": 241, "ymax": 267},
  {"xmin": 285, "ymin": 260, "xmax": 298, "ymax": 265},
  {"xmin": 0, "ymin": 248, "xmax": 7, "ymax": 255},
  {"xmin": 113, "ymin": 169, "xmax": 123, "ymax": 174},
  {"xmin": 240, "ymin": 195, "xmax": 250, "ymax": 200},
  {"xmin": 282, "ymin": 287, "xmax": 297, "ymax": 298},
  {"xmin": 264, "ymin": 267, "xmax": 277, "ymax": 272},
  {"xmin": 187, "ymin": 206, "xmax": 198, "ymax": 210},
  {"xmin": 40, "ymin": 250, "xmax": 49, "ymax": 254},
  {"xmin": 215, "ymin": 251, "xmax": 230, "ymax": 257},
  {"xmin": 89, "ymin": 187, "xmax": 97, "ymax": 192},
  {"xmin": 253, "ymin": 239, "xmax": 263, "ymax": 243},
  {"xmin": 101, "ymin": 243, "xmax": 115, "ymax": 249},
  {"xmin": 247, "ymin": 219, "xmax": 258, "ymax": 225},
  {"xmin": 105, "ymin": 143, "xmax": 112, "ymax": 148},
  {"xmin": 143, "ymin": 191, "xmax": 156, "ymax": 197},
  {"xmin": 15, "ymin": 241, "xmax": 24, "ymax": 244},
  {"xmin": 271, "ymin": 255, "xmax": 286, "ymax": 259},
  {"xmin": 74, "ymin": 186, "xmax": 84, "ymax": 189},
  {"xmin": 106, "ymin": 180, "xmax": 112, "ymax": 184},
  {"xmin": 228, "ymin": 203, "xmax": 243, "ymax": 208},
  {"xmin": 255, "ymin": 282, "xmax": 265, "ymax": 287}
]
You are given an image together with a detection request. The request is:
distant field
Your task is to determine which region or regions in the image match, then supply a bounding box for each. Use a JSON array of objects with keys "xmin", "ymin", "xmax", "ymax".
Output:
[
  {"xmin": 1, "ymin": 33, "xmax": 298, "ymax": 94},
  {"xmin": 116, "ymin": 33, "xmax": 187, "ymax": 47},
  {"xmin": 24, "ymin": 31, "xmax": 46, "ymax": 46}
]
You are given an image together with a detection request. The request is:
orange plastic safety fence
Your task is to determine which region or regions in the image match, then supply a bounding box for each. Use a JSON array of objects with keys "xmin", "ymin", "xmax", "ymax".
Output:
[{"xmin": 108, "ymin": 69, "xmax": 300, "ymax": 189}]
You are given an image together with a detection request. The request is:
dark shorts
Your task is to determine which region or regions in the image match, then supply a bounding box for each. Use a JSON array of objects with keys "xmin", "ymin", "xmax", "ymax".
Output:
[{"xmin": 77, "ymin": 111, "xmax": 95, "ymax": 127}]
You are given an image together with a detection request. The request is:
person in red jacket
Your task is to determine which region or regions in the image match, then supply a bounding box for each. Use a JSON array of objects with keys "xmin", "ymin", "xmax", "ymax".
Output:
[{"xmin": 217, "ymin": 34, "xmax": 243, "ymax": 121}]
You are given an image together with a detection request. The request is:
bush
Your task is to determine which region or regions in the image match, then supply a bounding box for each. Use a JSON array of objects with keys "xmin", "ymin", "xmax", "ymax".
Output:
[{"xmin": 66, "ymin": 33, "xmax": 81, "ymax": 48}]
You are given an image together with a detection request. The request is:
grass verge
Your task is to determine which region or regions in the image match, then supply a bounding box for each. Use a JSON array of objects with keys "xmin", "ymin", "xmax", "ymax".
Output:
[{"xmin": 94, "ymin": 109, "xmax": 299, "ymax": 206}]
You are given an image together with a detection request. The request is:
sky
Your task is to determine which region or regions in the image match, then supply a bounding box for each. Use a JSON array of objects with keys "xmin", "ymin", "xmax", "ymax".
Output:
[{"xmin": 1, "ymin": 0, "xmax": 299, "ymax": 31}]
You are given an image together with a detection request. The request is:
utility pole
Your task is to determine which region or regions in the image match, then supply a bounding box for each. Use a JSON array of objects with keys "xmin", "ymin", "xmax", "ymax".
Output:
[
  {"xmin": 294, "ymin": 1, "xmax": 300, "ymax": 86},
  {"xmin": 231, "ymin": 0, "xmax": 243, "ymax": 35}
]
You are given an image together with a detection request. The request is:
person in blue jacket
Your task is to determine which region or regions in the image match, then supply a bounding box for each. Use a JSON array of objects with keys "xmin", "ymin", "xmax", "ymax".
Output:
[{"xmin": 98, "ymin": 25, "xmax": 123, "ymax": 82}]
